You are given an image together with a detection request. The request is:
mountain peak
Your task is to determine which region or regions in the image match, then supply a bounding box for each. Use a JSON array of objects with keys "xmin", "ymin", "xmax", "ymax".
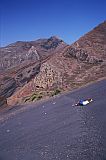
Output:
[
  {"xmin": 49, "ymin": 36, "xmax": 61, "ymax": 40},
  {"xmin": 93, "ymin": 20, "xmax": 106, "ymax": 32}
]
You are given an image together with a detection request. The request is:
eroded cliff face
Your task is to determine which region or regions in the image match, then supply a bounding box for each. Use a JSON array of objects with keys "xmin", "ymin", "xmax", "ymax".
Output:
[{"xmin": 64, "ymin": 46, "xmax": 104, "ymax": 64}]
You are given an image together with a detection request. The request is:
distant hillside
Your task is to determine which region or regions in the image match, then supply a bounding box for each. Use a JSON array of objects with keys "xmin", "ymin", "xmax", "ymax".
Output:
[{"xmin": 0, "ymin": 36, "xmax": 67, "ymax": 71}]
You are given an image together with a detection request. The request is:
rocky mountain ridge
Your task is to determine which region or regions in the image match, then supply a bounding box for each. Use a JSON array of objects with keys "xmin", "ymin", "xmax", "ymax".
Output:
[
  {"xmin": 0, "ymin": 21, "xmax": 106, "ymax": 108},
  {"xmin": 0, "ymin": 36, "xmax": 66, "ymax": 71}
]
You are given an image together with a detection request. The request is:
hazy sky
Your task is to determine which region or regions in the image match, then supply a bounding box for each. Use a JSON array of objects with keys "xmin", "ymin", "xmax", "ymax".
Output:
[{"xmin": 0, "ymin": 0, "xmax": 106, "ymax": 46}]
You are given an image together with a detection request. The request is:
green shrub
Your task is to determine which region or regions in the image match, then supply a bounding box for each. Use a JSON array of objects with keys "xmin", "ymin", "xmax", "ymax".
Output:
[{"xmin": 31, "ymin": 95, "xmax": 37, "ymax": 101}]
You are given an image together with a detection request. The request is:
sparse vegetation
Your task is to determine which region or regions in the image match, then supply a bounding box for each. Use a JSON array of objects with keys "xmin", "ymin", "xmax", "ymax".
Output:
[
  {"xmin": 24, "ymin": 92, "xmax": 43, "ymax": 103},
  {"xmin": 24, "ymin": 89, "xmax": 61, "ymax": 104},
  {"xmin": 51, "ymin": 89, "xmax": 61, "ymax": 96},
  {"xmin": 31, "ymin": 94, "xmax": 37, "ymax": 101}
]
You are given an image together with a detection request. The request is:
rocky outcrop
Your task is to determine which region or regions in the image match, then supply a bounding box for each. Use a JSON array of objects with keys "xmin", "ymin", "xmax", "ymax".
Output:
[
  {"xmin": 65, "ymin": 46, "xmax": 103, "ymax": 64},
  {"xmin": 28, "ymin": 46, "xmax": 40, "ymax": 60},
  {"xmin": 34, "ymin": 62, "xmax": 63, "ymax": 89}
]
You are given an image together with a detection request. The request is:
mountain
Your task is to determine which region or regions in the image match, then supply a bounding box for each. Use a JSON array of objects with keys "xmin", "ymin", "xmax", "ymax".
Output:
[
  {"xmin": 0, "ymin": 36, "xmax": 67, "ymax": 108},
  {"xmin": 0, "ymin": 21, "xmax": 106, "ymax": 108},
  {"xmin": 0, "ymin": 36, "xmax": 66, "ymax": 72}
]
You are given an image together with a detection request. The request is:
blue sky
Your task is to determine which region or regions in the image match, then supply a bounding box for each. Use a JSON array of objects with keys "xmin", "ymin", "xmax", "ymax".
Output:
[{"xmin": 0, "ymin": 0, "xmax": 106, "ymax": 47}]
